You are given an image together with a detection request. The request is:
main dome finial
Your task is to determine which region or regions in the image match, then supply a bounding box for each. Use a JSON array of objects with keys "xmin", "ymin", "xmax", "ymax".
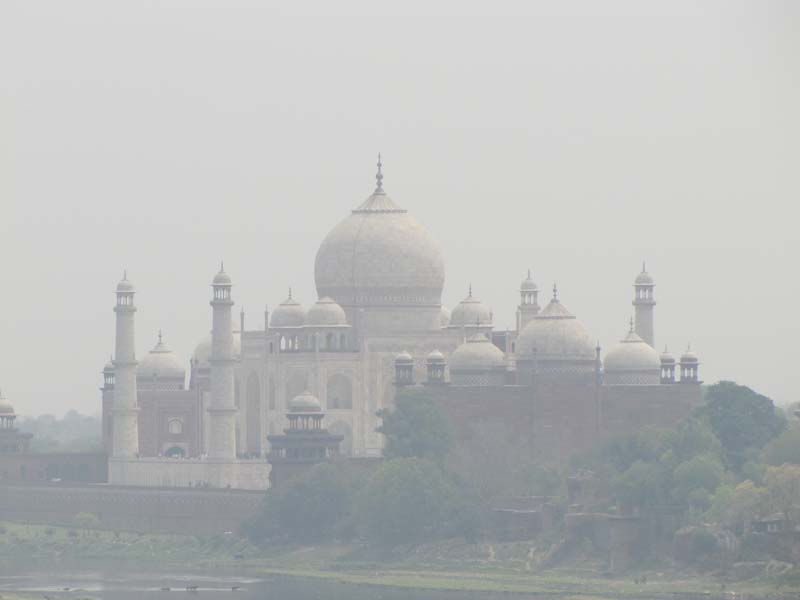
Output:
[{"xmin": 375, "ymin": 152, "xmax": 384, "ymax": 193}]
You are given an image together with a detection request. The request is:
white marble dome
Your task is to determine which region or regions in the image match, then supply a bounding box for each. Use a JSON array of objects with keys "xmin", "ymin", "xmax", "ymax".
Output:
[
  {"xmin": 290, "ymin": 390, "xmax": 322, "ymax": 412},
  {"xmin": 138, "ymin": 334, "xmax": 186, "ymax": 381},
  {"xmin": 0, "ymin": 392, "xmax": 15, "ymax": 416},
  {"xmin": 517, "ymin": 296, "xmax": 595, "ymax": 360},
  {"xmin": 449, "ymin": 334, "xmax": 505, "ymax": 370},
  {"xmin": 116, "ymin": 276, "xmax": 134, "ymax": 293},
  {"xmin": 604, "ymin": 329, "xmax": 661, "ymax": 373},
  {"xmin": 306, "ymin": 297, "xmax": 347, "ymax": 327},
  {"xmin": 270, "ymin": 292, "xmax": 306, "ymax": 328},
  {"xmin": 449, "ymin": 288, "xmax": 492, "ymax": 328},
  {"xmin": 680, "ymin": 346, "xmax": 699, "ymax": 364},
  {"xmin": 212, "ymin": 266, "xmax": 232, "ymax": 286},
  {"xmin": 521, "ymin": 270, "xmax": 538, "ymax": 292},
  {"xmin": 314, "ymin": 174, "xmax": 445, "ymax": 309}
]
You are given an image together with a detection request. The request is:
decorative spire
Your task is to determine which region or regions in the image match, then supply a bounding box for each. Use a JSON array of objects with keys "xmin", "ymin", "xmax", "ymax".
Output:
[
  {"xmin": 664, "ymin": 344, "xmax": 669, "ymax": 353},
  {"xmin": 552, "ymin": 282, "xmax": 558, "ymax": 301},
  {"xmin": 288, "ymin": 286, "xmax": 293, "ymax": 300},
  {"xmin": 123, "ymin": 269, "xmax": 128, "ymax": 281},
  {"xmin": 642, "ymin": 260, "xmax": 647, "ymax": 273},
  {"xmin": 629, "ymin": 317, "xmax": 634, "ymax": 333},
  {"xmin": 158, "ymin": 329, "xmax": 163, "ymax": 343},
  {"xmin": 527, "ymin": 268, "xmax": 531, "ymax": 279},
  {"xmin": 375, "ymin": 152, "xmax": 384, "ymax": 193},
  {"xmin": 220, "ymin": 260, "xmax": 225, "ymax": 273},
  {"xmin": 468, "ymin": 283, "xmax": 473, "ymax": 298}
]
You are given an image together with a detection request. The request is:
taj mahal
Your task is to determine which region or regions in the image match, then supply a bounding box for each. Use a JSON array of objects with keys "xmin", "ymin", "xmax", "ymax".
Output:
[{"xmin": 100, "ymin": 157, "xmax": 702, "ymax": 490}]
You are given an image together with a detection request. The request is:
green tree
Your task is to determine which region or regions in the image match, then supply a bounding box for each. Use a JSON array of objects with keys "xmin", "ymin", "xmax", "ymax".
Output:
[
  {"xmin": 613, "ymin": 460, "xmax": 669, "ymax": 511},
  {"xmin": 707, "ymin": 480, "xmax": 767, "ymax": 531},
  {"xmin": 672, "ymin": 454, "xmax": 725, "ymax": 506},
  {"xmin": 603, "ymin": 427, "xmax": 670, "ymax": 473},
  {"xmin": 698, "ymin": 381, "xmax": 786, "ymax": 469},
  {"xmin": 763, "ymin": 423, "xmax": 800, "ymax": 466},
  {"xmin": 242, "ymin": 463, "xmax": 355, "ymax": 543},
  {"xmin": 377, "ymin": 388, "xmax": 453, "ymax": 462},
  {"xmin": 356, "ymin": 458, "xmax": 481, "ymax": 546},
  {"xmin": 72, "ymin": 511, "xmax": 102, "ymax": 536},
  {"xmin": 764, "ymin": 464, "xmax": 800, "ymax": 525}
]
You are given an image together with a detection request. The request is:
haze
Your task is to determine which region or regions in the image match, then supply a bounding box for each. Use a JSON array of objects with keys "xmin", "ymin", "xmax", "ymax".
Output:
[{"xmin": 1, "ymin": 0, "xmax": 798, "ymax": 416}]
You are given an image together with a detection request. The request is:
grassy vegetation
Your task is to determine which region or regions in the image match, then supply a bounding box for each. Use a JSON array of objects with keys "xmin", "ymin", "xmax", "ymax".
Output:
[{"xmin": 1, "ymin": 521, "xmax": 797, "ymax": 598}]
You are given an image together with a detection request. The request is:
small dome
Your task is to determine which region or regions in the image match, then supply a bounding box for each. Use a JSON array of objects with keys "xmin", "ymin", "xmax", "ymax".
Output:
[
  {"xmin": 521, "ymin": 270, "xmax": 538, "ymax": 292},
  {"xmin": 604, "ymin": 329, "xmax": 661, "ymax": 373},
  {"xmin": 395, "ymin": 350, "xmax": 413, "ymax": 364},
  {"xmin": 212, "ymin": 267, "xmax": 232, "ymax": 286},
  {"xmin": 270, "ymin": 292, "xmax": 306, "ymax": 328},
  {"xmin": 103, "ymin": 357, "xmax": 114, "ymax": 373},
  {"xmin": 450, "ymin": 287, "xmax": 492, "ymax": 328},
  {"xmin": 427, "ymin": 349, "xmax": 446, "ymax": 364},
  {"xmin": 440, "ymin": 307, "xmax": 451, "ymax": 328},
  {"xmin": 635, "ymin": 263, "xmax": 654, "ymax": 286},
  {"xmin": 289, "ymin": 390, "xmax": 322, "ymax": 412},
  {"xmin": 138, "ymin": 333, "xmax": 186, "ymax": 381},
  {"xmin": 680, "ymin": 346, "xmax": 699, "ymax": 364},
  {"xmin": 517, "ymin": 296, "xmax": 595, "ymax": 360},
  {"xmin": 306, "ymin": 297, "xmax": 347, "ymax": 327},
  {"xmin": 0, "ymin": 391, "xmax": 15, "ymax": 417},
  {"xmin": 660, "ymin": 346, "xmax": 675, "ymax": 364},
  {"xmin": 116, "ymin": 276, "xmax": 134, "ymax": 293},
  {"xmin": 449, "ymin": 334, "xmax": 505, "ymax": 370}
]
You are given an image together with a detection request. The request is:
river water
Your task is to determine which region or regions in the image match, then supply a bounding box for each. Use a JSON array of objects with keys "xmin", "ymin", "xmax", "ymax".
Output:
[{"xmin": 0, "ymin": 566, "xmax": 520, "ymax": 600}]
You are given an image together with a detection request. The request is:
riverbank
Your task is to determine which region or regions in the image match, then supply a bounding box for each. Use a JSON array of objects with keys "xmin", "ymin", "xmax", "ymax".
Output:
[{"xmin": 0, "ymin": 522, "xmax": 796, "ymax": 599}]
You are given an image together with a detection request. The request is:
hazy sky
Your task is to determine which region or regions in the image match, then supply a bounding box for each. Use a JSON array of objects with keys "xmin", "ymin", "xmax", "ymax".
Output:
[{"xmin": 2, "ymin": 1, "xmax": 798, "ymax": 416}]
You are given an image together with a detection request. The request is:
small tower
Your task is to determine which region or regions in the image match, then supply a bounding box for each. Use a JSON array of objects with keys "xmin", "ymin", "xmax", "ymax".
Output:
[
  {"xmin": 207, "ymin": 263, "xmax": 237, "ymax": 461},
  {"xmin": 425, "ymin": 349, "xmax": 447, "ymax": 384},
  {"xmin": 266, "ymin": 391, "xmax": 343, "ymax": 488},
  {"xmin": 394, "ymin": 351, "xmax": 414, "ymax": 386},
  {"xmin": 0, "ymin": 390, "xmax": 32, "ymax": 454},
  {"xmin": 101, "ymin": 356, "xmax": 115, "ymax": 455},
  {"xmin": 660, "ymin": 346, "xmax": 676, "ymax": 384},
  {"xmin": 679, "ymin": 345, "xmax": 700, "ymax": 383},
  {"xmin": 633, "ymin": 262, "xmax": 656, "ymax": 348},
  {"xmin": 516, "ymin": 269, "xmax": 540, "ymax": 331},
  {"xmin": 111, "ymin": 272, "xmax": 139, "ymax": 460}
]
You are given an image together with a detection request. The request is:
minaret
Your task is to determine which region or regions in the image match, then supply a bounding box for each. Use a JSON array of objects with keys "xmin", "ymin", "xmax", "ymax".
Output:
[
  {"xmin": 111, "ymin": 272, "xmax": 139, "ymax": 459},
  {"xmin": 516, "ymin": 269, "xmax": 540, "ymax": 332},
  {"xmin": 632, "ymin": 262, "xmax": 656, "ymax": 348},
  {"xmin": 207, "ymin": 263, "xmax": 237, "ymax": 460}
]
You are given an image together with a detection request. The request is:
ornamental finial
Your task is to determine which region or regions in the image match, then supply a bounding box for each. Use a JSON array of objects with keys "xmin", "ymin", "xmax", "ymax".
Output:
[
  {"xmin": 552, "ymin": 282, "xmax": 558, "ymax": 301},
  {"xmin": 158, "ymin": 329, "xmax": 163, "ymax": 343},
  {"xmin": 375, "ymin": 152, "xmax": 384, "ymax": 192},
  {"xmin": 629, "ymin": 317, "xmax": 634, "ymax": 333}
]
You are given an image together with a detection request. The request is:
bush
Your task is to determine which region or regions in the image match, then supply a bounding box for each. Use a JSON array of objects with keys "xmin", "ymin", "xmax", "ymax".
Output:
[
  {"xmin": 242, "ymin": 462, "xmax": 357, "ymax": 543},
  {"xmin": 377, "ymin": 388, "xmax": 453, "ymax": 462},
  {"xmin": 356, "ymin": 458, "xmax": 481, "ymax": 547}
]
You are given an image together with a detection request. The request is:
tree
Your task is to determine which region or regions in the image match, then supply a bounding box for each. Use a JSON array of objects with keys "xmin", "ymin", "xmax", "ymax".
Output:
[
  {"xmin": 707, "ymin": 480, "xmax": 767, "ymax": 532},
  {"xmin": 764, "ymin": 464, "xmax": 800, "ymax": 525},
  {"xmin": 763, "ymin": 423, "xmax": 800, "ymax": 466},
  {"xmin": 698, "ymin": 381, "xmax": 786, "ymax": 469},
  {"xmin": 672, "ymin": 454, "xmax": 725, "ymax": 507},
  {"xmin": 377, "ymin": 388, "xmax": 453, "ymax": 462},
  {"xmin": 613, "ymin": 460, "xmax": 670, "ymax": 512},
  {"xmin": 242, "ymin": 463, "xmax": 355, "ymax": 543},
  {"xmin": 72, "ymin": 511, "xmax": 102, "ymax": 536},
  {"xmin": 356, "ymin": 458, "xmax": 481, "ymax": 546}
]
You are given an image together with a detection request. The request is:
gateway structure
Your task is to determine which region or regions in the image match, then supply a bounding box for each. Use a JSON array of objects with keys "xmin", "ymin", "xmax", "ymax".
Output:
[{"xmin": 101, "ymin": 158, "xmax": 702, "ymax": 489}]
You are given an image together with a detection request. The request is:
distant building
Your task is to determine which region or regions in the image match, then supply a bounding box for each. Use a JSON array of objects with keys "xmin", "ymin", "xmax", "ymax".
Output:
[{"xmin": 98, "ymin": 157, "xmax": 702, "ymax": 489}]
